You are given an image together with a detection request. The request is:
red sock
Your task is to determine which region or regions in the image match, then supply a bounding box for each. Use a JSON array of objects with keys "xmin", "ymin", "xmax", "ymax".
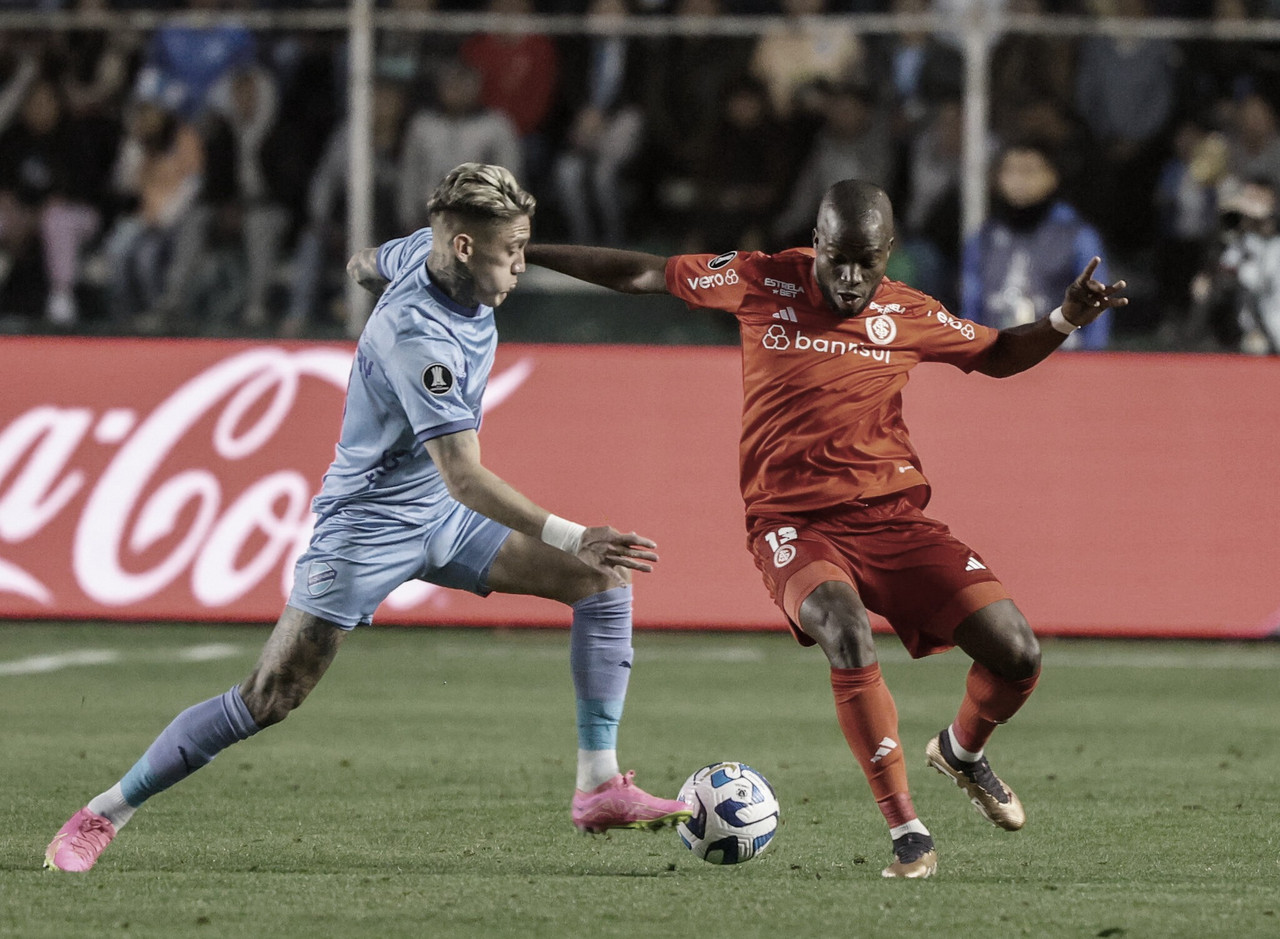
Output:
[
  {"xmin": 952, "ymin": 662, "xmax": 1041, "ymax": 753},
  {"xmin": 830, "ymin": 664, "xmax": 916, "ymax": 828}
]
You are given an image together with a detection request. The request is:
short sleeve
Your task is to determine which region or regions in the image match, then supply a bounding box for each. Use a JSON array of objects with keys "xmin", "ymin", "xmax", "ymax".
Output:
[
  {"xmin": 382, "ymin": 331, "xmax": 478, "ymax": 443},
  {"xmin": 915, "ymin": 302, "xmax": 1000, "ymax": 372},
  {"xmin": 665, "ymin": 251, "xmax": 754, "ymax": 314},
  {"xmin": 377, "ymin": 227, "xmax": 434, "ymax": 283}
]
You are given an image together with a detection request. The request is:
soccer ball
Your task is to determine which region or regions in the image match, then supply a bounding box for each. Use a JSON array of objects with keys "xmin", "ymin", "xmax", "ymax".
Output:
[{"xmin": 676, "ymin": 762, "xmax": 780, "ymax": 864}]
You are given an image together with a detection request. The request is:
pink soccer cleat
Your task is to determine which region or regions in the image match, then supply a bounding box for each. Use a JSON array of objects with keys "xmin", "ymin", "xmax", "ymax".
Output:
[
  {"xmin": 571, "ymin": 770, "xmax": 693, "ymax": 834},
  {"xmin": 44, "ymin": 808, "xmax": 117, "ymax": 872}
]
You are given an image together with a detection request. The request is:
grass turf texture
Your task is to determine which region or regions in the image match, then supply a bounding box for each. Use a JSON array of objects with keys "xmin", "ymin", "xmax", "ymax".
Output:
[{"xmin": 2, "ymin": 623, "xmax": 1278, "ymax": 939}]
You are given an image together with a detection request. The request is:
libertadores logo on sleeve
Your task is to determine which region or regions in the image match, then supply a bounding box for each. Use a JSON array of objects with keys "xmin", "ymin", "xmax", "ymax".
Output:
[{"xmin": 422, "ymin": 363, "xmax": 455, "ymax": 395}]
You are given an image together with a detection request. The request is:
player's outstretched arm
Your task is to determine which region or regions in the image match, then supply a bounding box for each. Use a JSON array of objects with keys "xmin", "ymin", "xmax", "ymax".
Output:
[
  {"xmin": 525, "ymin": 244, "xmax": 670, "ymax": 294},
  {"xmin": 423, "ymin": 430, "xmax": 658, "ymax": 580},
  {"xmin": 976, "ymin": 257, "xmax": 1127, "ymax": 378},
  {"xmin": 347, "ymin": 247, "xmax": 391, "ymax": 296}
]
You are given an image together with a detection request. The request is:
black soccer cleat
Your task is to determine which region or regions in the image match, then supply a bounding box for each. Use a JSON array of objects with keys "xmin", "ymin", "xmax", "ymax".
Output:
[{"xmin": 926, "ymin": 730, "xmax": 1026, "ymax": 831}]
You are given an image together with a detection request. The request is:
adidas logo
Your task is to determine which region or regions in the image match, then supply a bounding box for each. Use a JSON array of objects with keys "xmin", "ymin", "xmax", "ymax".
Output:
[
  {"xmin": 965, "ymin": 556, "xmax": 986, "ymax": 571},
  {"xmin": 870, "ymin": 736, "xmax": 898, "ymax": 763},
  {"xmin": 772, "ymin": 306, "xmax": 798, "ymax": 322}
]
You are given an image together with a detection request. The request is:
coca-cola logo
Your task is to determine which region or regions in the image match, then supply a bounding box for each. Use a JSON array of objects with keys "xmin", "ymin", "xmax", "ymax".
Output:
[{"xmin": 0, "ymin": 346, "xmax": 533, "ymax": 613}]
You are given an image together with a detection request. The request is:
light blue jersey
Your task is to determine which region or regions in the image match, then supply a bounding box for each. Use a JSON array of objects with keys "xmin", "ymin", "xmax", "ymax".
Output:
[
  {"xmin": 289, "ymin": 226, "xmax": 511, "ymax": 628},
  {"xmin": 312, "ymin": 226, "xmax": 497, "ymax": 525}
]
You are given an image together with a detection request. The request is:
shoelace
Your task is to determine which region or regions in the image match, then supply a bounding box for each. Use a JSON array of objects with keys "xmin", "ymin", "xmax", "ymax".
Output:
[
  {"xmin": 893, "ymin": 832, "xmax": 934, "ymax": 863},
  {"xmin": 963, "ymin": 757, "xmax": 1010, "ymax": 804},
  {"xmin": 70, "ymin": 818, "xmax": 113, "ymax": 857}
]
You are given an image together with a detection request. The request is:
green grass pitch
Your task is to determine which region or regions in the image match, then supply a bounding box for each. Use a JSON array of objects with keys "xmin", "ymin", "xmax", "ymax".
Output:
[{"xmin": 2, "ymin": 622, "xmax": 1278, "ymax": 938}]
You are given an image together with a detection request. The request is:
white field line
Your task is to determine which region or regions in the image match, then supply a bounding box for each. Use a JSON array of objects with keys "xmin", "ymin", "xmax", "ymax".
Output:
[
  {"xmin": 0, "ymin": 649, "xmax": 120, "ymax": 676},
  {"xmin": 0, "ymin": 643, "xmax": 245, "ymax": 676},
  {"xmin": 436, "ymin": 640, "xmax": 1280, "ymax": 669},
  {"xmin": 3, "ymin": 639, "xmax": 1277, "ymax": 676},
  {"xmin": 174, "ymin": 643, "xmax": 243, "ymax": 662}
]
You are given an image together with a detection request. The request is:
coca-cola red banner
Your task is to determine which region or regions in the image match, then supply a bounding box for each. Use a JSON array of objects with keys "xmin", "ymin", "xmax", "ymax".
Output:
[{"xmin": 1, "ymin": 337, "xmax": 1277, "ymax": 640}]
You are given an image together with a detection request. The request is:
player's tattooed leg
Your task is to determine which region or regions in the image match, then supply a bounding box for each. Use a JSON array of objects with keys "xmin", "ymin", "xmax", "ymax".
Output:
[{"xmin": 240, "ymin": 606, "xmax": 346, "ymax": 727}]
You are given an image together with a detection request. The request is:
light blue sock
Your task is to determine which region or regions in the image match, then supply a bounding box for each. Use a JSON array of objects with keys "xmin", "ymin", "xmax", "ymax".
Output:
[
  {"xmin": 570, "ymin": 585, "xmax": 633, "ymax": 755},
  {"xmin": 118, "ymin": 686, "xmax": 261, "ymax": 808}
]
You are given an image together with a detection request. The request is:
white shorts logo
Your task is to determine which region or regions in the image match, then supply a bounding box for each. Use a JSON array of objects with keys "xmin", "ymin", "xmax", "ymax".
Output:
[
  {"xmin": 773, "ymin": 544, "xmax": 796, "ymax": 568},
  {"xmin": 866, "ymin": 314, "xmax": 897, "ymax": 345},
  {"xmin": 762, "ymin": 323, "xmax": 791, "ymax": 350}
]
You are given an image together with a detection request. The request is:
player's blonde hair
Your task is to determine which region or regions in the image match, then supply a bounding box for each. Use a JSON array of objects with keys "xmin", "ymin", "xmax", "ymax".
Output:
[{"xmin": 426, "ymin": 163, "xmax": 536, "ymax": 223}]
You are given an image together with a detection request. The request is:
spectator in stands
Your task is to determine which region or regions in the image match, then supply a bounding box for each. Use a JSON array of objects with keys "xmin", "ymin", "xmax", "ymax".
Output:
[
  {"xmin": 0, "ymin": 33, "xmax": 41, "ymax": 140},
  {"xmin": 200, "ymin": 64, "xmax": 290, "ymax": 330},
  {"xmin": 876, "ymin": 0, "xmax": 964, "ymax": 129},
  {"xmin": 550, "ymin": 0, "xmax": 647, "ymax": 246},
  {"xmin": 1223, "ymin": 91, "xmax": 1280, "ymax": 195},
  {"xmin": 460, "ymin": 0, "xmax": 559, "ymax": 186},
  {"xmin": 749, "ymin": 0, "xmax": 868, "ymax": 122},
  {"xmin": 998, "ymin": 95, "xmax": 1091, "ymax": 209},
  {"xmin": 280, "ymin": 78, "xmax": 408, "ymax": 338},
  {"xmin": 681, "ymin": 76, "xmax": 790, "ymax": 253},
  {"xmin": 132, "ymin": 0, "xmax": 256, "ymax": 120},
  {"xmin": 771, "ymin": 82, "xmax": 893, "ymax": 246},
  {"xmin": 53, "ymin": 0, "xmax": 142, "ymax": 123},
  {"xmin": 962, "ymin": 140, "xmax": 1110, "ymax": 350},
  {"xmin": 1192, "ymin": 0, "xmax": 1280, "ymax": 112},
  {"xmin": 1073, "ymin": 0, "xmax": 1179, "ymax": 257},
  {"xmin": 896, "ymin": 97, "xmax": 965, "ymax": 309},
  {"xmin": 1153, "ymin": 118, "xmax": 1227, "ymax": 347},
  {"xmin": 377, "ymin": 0, "xmax": 459, "ymax": 89},
  {"xmin": 99, "ymin": 98, "xmax": 207, "ymax": 331},
  {"xmin": 987, "ymin": 0, "xmax": 1075, "ymax": 140},
  {"xmin": 261, "ymin": 32, "xmax": 342, "ymax": 233},
  {"xmin": 398, "ymin": 58, "xmax": 520, "ymax": 233},
  {"xmin": 1189, "ymin": 176, "xmax": 1280, "ymax": 354},
  {"xmin": 0, "ymin": 75, "xmax": 113, "ymax": 326},
  {"xmin": 639, "ymin": 0, "xmax": 756, "ymax": 218}
]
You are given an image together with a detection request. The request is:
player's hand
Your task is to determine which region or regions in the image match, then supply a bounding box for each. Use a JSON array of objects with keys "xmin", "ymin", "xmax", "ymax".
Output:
[
  {"xmin": 577, "ymin": 526, "xmax": 659, "ymax": 580},
  {"xmin": 1061, "ymin": 257, "xmax": 1128, "ymax": 327}
]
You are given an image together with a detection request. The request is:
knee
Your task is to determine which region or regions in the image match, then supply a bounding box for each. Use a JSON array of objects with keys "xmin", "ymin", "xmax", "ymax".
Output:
[
  {"xmin": 238, "ymin": 675, "xmax": 304, "ymax": 729},
  {"xmin": 562, "ymin": 567, "xmax": 628, "ymax": 606},
  {"xmin": 1001, "ymin": 616, "xmax": 1042, "ymax": 681},
  {"xmin": 799, "ymin": 582, "xmax": 875, "ymax": 668}
]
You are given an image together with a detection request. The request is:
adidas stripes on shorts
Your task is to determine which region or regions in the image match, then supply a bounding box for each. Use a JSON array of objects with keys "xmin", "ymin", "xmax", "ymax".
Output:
[{"xmin": 748, "ymin": 489, "xmax": 1009, "ymax": 658}]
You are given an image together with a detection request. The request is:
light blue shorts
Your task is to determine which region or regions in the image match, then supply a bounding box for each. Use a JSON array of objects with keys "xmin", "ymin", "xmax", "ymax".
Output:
[{"xmin": 287, "ymin": 500, "xmax": 512, "ymax": 629}]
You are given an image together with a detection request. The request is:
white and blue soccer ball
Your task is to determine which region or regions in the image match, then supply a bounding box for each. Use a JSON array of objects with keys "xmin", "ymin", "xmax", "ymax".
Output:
[{"xmin": 676, "ymin": 762, "xmax": 780, "ymax": 864}]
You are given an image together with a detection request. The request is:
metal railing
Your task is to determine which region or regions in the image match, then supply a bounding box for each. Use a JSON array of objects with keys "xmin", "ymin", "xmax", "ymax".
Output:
[{"xmin": 4, "ymin": 6, "xmax": 1276, "ymax": 334}]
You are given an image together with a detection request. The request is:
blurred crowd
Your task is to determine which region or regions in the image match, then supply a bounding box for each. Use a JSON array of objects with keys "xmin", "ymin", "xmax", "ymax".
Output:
[{"xmin": 3, "ymin": 0, "xmax": 1280, "ymax": 352}]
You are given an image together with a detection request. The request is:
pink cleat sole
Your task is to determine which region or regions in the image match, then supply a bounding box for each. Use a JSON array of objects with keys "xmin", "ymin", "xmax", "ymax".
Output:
[
  {"xmin": 571, "ymin": 770, "xmax": 693, "ymax": 834},
  {"xmin": 45, "ymin": 808, "xmax": 116, "ymax": 872}
]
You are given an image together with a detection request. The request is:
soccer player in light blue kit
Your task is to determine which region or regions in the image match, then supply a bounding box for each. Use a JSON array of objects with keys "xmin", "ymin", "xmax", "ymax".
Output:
[{"xmin": 46, "ymin": 163, "xmax": 691, "ymax": 872}]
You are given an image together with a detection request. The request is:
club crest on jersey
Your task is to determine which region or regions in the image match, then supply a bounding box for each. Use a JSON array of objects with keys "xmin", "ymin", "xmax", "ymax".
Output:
[
  {"xmin": 866, "ymin": 313, "xmax": 898, "ymax": 345},
  {"xmin": 307, "ymin": 561, "xmax": 337, "ymax": 597},
  {"xmin": 422, "ymin": 362, "xmax": 455, "ymax": 395},
  {"xmin": 707, "ymin": 251, "xmax": 737, "ymax": 270}
]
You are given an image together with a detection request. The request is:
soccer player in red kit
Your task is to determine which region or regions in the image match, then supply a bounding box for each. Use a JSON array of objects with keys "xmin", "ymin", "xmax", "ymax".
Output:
[{"xmin": 526, "ymin": 180, "xmax": 1127, "ymax": 878}]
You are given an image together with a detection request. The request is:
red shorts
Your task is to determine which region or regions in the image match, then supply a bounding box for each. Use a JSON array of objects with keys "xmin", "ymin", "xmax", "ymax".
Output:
[{"xmin": 747, "ymin": 489, "xmax": 1009, "ymax": 658}]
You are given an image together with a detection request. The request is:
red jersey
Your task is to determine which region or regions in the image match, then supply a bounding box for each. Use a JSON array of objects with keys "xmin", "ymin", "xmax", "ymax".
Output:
[{"xmin": 665, "ymin": 248, "xmax": 999, "ymax": 516}]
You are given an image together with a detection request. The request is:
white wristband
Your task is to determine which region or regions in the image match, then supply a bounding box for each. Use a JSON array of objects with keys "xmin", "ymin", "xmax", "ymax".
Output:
[
  {"xmin": 541, "ymin": 514, "xmax": 586, "ymax": 555},
  {"xmin": 1049, "ymin": 306, "xmax": 1079, "ymax": 334}
]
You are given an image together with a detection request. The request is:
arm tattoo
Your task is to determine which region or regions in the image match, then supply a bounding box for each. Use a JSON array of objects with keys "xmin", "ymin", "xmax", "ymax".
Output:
[{"xmin": 347, "ymin": 247, "xmax": 390, "ymax": 295}]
